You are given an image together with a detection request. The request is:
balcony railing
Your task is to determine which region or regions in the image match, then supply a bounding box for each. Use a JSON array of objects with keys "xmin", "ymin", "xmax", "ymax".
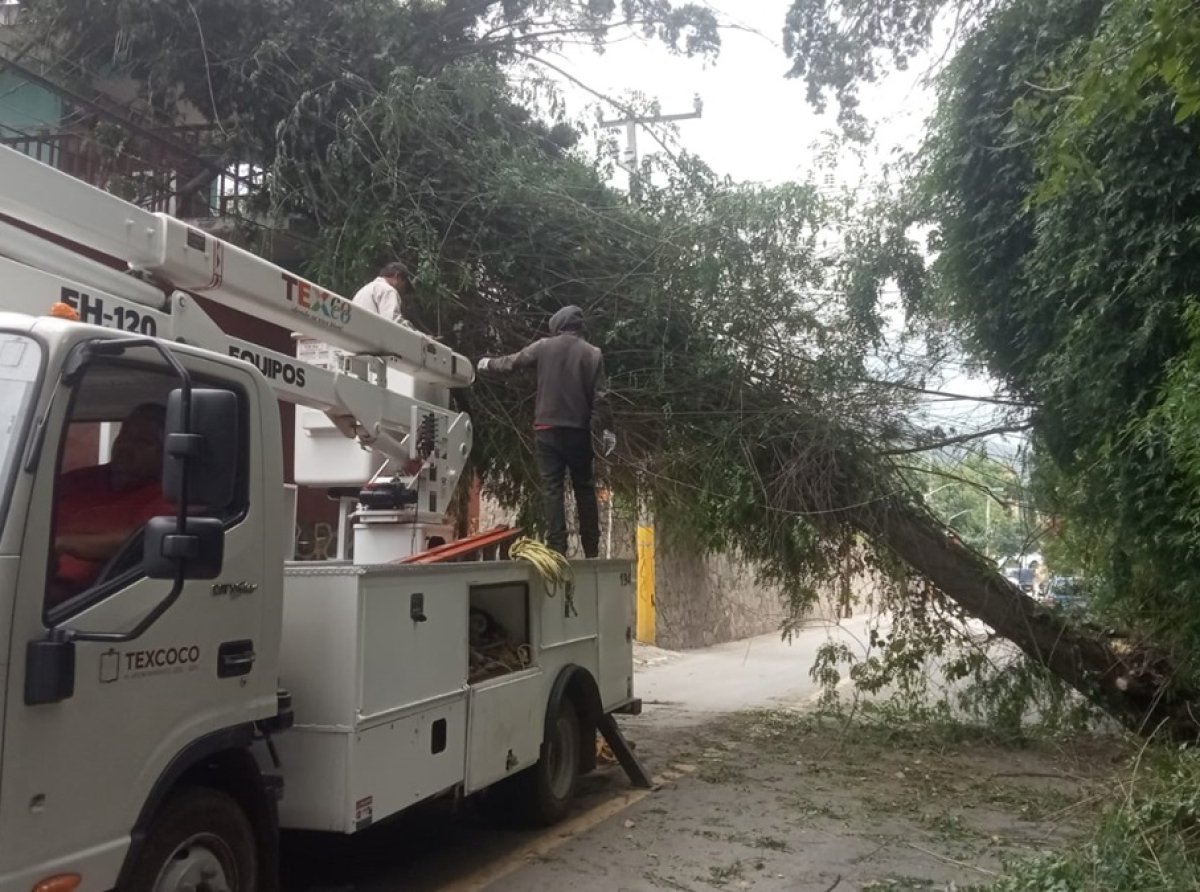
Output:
[{"xmin": 0, "ymin": 125, "xmax": 264, "ymax": 224}]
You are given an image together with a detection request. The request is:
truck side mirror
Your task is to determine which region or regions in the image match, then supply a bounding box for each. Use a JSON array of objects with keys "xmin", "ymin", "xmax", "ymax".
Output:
[
  {"xmin": 163, "ymin": 388, "xmax": 239, "ymax": 509},
  {"xmin": 143, "ymin": 516, "xmax": 225, "ymax": 580}
]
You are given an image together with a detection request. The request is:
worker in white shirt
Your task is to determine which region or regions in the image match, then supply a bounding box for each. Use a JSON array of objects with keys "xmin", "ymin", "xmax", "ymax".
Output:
[{"xmin": 352, "ymin": 262, "xmax": 412, "ymax": 324}]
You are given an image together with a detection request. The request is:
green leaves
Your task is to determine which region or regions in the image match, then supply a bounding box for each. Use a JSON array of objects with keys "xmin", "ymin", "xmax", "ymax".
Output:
[
  {"xmin": 911, "ymin": 453, "xmax": 1033, "ymax": 559},
  {"xmin": 781, "ymin": 0, "xmax": 978, "ymax": 133},
  {"xmin": 917, "ymin": 0, "xmax": 1200, "ymax": 677},
  {"xmin": 993, "ymin": 747, "xmax": 1200, "ymax": 889}
]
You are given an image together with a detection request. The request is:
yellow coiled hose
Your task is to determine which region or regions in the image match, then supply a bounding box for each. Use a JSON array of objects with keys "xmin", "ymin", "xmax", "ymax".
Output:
[{"xmin": 510, "ymin": 537, "xmax": 577, "ymax": 616}]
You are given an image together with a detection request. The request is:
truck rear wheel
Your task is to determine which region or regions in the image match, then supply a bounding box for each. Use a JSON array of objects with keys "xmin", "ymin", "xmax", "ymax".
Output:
[
  {"xmin": 124, "ymin": 788, "xmax": 257, "ymax": 892},
  {"xmin": 514, "ymin": 697, "xmax": 581, "ymax": 826}
]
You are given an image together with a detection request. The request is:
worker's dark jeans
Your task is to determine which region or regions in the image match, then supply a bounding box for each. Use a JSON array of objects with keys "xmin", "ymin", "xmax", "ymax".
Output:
[{"xmin": 534, "ymin": 427, "xmax": 600, "ymax": 558}]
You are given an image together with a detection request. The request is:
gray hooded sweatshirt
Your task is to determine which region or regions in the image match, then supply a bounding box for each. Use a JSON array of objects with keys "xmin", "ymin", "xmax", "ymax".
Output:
[{"xmin": 488, "ymin": 305, "xmax": 611, "ymax": 431}]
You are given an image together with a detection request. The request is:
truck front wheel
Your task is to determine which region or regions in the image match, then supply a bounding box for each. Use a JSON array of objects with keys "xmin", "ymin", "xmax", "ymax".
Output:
[{"xmin": 124, "ymin": 788, "xmax": 257, "ymax": 892}]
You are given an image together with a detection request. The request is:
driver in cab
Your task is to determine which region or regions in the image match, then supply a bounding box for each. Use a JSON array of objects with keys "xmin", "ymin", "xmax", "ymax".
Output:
[{"xmin": 50, "ymin": 403, "xmax": 173, "ymax": 602}]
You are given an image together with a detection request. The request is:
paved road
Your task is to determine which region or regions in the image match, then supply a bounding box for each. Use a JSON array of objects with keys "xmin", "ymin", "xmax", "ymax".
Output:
[
  {"xmin": 635, "ymin": 614, "xmax": 879, "ymax": 723},
  {"xmin": 282, "ymin": 616, "xmax": 884, "ymax": 892}
]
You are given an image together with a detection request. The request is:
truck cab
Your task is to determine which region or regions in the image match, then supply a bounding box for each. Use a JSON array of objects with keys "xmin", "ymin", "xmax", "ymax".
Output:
[{"xmin": 0, "ymin": 317, "xmax": 284, "ymax": 892}]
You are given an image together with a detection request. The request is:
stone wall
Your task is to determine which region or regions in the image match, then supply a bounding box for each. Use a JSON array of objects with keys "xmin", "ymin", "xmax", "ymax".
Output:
[
  {"xmin": 651, "ymin": 538, "xmax": 846, "ymax": 650},
  {"xmin": 653, "ymin": 539, "xmax": 791, "ymax": 649},
  {"xmin": 477, "ymin": 489, "xmax": 846, "ymax": 652}
]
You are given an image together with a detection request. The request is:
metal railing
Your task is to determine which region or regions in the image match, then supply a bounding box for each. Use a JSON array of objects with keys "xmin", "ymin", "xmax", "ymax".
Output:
[{"xmin": 0, "ymin": 124, "xmax": 264, "ymax": 224}]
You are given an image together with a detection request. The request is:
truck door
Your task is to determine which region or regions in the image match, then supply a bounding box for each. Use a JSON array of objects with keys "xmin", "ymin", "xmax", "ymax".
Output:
[
  {"xmin": 0, "ymin": 346, "xmax": 275, "ymax": 892},
  {"xmin": 0, "ymin": 331, "xmax": 44, "ymax": 833}
]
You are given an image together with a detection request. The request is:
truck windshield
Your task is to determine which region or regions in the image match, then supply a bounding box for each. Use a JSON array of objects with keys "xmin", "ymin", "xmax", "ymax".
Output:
[{"xmin": 0, "ymin": 333, "xmax": 41, "ymax": 511}]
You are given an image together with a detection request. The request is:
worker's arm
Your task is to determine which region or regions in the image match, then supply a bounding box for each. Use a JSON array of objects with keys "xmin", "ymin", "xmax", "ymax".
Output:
[
  {"xmin": 353, "ymin": 281, "xmax": 409, "ymax": 327},
  {"xmin": 373, "ymin": 284, "xmax": 409, "ymax": 326},
  {"xmin": 594, "ymin": 353, "xmax": 616, "ymax": 456},
  {"xmin": 377, "ymin": 289, "xmax": 402, "ymax": 324},
  {"xmin": 478, "ymin": 339, "xmax": 543, "ymax": 374}
]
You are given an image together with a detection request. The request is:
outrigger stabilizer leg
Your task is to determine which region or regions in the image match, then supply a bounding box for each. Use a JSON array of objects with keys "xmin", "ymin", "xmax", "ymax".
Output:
[{"xmin": 599, "ymin": 708, "xmax": 652, "ymax": 789}]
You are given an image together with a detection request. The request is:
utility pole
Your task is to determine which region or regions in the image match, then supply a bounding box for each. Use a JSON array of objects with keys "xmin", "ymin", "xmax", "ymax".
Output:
[
  {"xmin": 598, "ymin": 97, "xmax": 702, "ymax": 642},
  {"xmin": 598, "ymin": 95, "xmax": 703, "ymax": 201}
]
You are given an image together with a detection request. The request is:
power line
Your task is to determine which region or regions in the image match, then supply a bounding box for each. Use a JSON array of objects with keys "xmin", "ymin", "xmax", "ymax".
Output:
[{"xmin": 597, "ymin": 97, "xmax": 703, "ymax": 200}]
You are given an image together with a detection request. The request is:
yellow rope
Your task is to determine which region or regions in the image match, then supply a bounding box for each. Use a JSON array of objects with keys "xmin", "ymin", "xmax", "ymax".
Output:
[
  {"xmin": 469, "ymin": 641, "xmax": 532, "ymax": 683},
  {"xmin": 510, "ymin": 536, "xmax": 577, "ymax": 616}
]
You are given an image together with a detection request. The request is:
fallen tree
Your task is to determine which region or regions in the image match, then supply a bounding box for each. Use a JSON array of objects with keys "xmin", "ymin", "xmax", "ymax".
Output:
[
  {"xmin": 782, "ymin": 0, "xmax": 1200, "ymax": 726},
  {"xmin": 640, "ymin": 408, "xmax": 1200, "ymax": 736},
  {"xmin": 862, "ymin": 502, "xmax": 1191, "ymax": 736},
  {"xmin": 19, "ymin": 0, "xmax": 1200, "ymax": 737}
]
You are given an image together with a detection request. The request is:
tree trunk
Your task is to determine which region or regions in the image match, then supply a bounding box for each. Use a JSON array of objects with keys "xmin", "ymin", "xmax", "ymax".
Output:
[{"xmin": 854, "ymin": 499, "xmax": 1200, "ymax": 739}]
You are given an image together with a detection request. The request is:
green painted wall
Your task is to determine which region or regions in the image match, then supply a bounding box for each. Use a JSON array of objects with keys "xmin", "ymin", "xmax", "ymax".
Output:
[{"xmin": 0, "ymin": 70, "xmax": 63, "ymax": 132}]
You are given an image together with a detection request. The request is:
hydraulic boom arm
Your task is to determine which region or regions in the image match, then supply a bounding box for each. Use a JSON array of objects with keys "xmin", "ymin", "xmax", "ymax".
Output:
[
  {"xmin": 0, "ymin": 145, "xmax": 473, "ymax": 514},
  {"xmin": 0, "ymin": 144, "xmax": 472, "ymax": 388}
]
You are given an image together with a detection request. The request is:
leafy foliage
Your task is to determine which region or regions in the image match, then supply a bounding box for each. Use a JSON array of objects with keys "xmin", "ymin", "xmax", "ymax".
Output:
[
  {"xmin": 24, "ymin": 0, "xmax": 721, "ymax": 120},
  {"xmin": 781, "ymin": 0, "xmax": 957, "ymax": 132},
  {"xmin": 914, "ymin": 451, "xmax": 1032, "ymax": 559},
  {"xmin": 783, "ymin": 0, "xmax": 1200, "ymax": 691},
  {"xmin": 23, "ymin": 0, "xmax": 1200, "ymax": 735},
  {"xmin": 19, "ymin": 0, "xmax": 927, "ymax": 602},
  {"xmin": 810, "ymin": 569, "xmax": 1098, "ymax": 743},
  {"xmin": 990, "ymin": 746, "xmax": 1200, "ymax": 890},
  {"xmin": 777, "ymin": 0, "xmax": 1003, "ymax": 134},
  {"xmin": 911, "ymin": 0, "xmax": 1200, "ymax": 675},
  {"xmin": 777, "ymin": 0, "xmax": 1200, "ymax": 685}
]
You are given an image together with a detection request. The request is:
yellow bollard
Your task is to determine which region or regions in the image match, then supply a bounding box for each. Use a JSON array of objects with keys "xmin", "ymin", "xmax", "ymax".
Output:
[{"xmin": 635, "ymin": 524, "xmax": 656, "ymax": 644}]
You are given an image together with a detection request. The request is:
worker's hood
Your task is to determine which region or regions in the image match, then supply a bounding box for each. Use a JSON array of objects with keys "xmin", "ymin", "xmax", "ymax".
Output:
[{"xmin": 549, "ymin": 305, "xmax": 584, "ymax": 335}]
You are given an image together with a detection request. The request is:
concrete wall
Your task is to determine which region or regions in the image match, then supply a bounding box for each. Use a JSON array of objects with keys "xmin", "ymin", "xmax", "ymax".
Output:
[{"xmin": 650, "ymin": 537, "xmax": 852, "ymax": 651}]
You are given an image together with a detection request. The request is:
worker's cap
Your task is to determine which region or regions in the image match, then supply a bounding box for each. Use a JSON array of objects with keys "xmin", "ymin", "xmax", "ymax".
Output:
[
  {"xmin": 549, "ymin": 305, "xmax": 584, "ymax": 334},
  {"xmin": 380, "ymin": 261, "xmax": 410, "ymax": 278},
  {"xmin": 379, "ymin": 262, "xmax": 413, "ymax": 292}
]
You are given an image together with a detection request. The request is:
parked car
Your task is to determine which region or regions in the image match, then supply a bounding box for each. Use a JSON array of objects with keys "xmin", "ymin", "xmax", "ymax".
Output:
[
  {"xmin": 1004, "ymin": 566, "xmax": 1037, "ymax": 595},
  {"xmin": 1042, "ymin": 575, "xmax": 1088, "ymax": 611}
]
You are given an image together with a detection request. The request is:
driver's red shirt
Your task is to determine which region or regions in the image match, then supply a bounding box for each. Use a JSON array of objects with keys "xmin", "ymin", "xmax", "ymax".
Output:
[{"xmin": 54, "ymin": 465, "xmax": 173, "ymax": 588}]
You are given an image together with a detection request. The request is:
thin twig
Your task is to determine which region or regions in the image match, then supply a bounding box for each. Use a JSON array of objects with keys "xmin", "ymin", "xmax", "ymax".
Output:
[
  {"xmin": 881, "ymin": 422, "xmax": 1034, "ymax": 456},
  {"xmin": 906, "ymin": 842, "xmax": 999, "ymax": 876},
  {"xmin": 988, "ymin": 770, "xmax": 1087, "ymax": 782}
]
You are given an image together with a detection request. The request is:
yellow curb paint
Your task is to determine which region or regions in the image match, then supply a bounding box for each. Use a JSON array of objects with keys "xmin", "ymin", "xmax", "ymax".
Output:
[{"xmin": 438, "ymin": 789, "xmax": 651, "ymax": 892}]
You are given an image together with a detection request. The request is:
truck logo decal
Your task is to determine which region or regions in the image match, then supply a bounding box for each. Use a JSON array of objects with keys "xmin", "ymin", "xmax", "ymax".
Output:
[
  {"xmin": 100, "ymin": 648, "xmax": 120, "ymax": 683},
  {"xmin": 99, "ymin": 645, "xmax": 202, "ymax": 682},
  {"xmin": 212, "ymin": 581, "xmax": 259, "ymax": 597},
  {"xmin": 280, "ymin": 272, "xmax": 352, "ymax": 330}
]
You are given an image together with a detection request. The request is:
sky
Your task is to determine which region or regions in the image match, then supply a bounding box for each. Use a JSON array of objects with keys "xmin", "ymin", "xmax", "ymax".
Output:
[
  {"xmin": 552, "ymin": 1, "xmax": 937, "ymax": 186},
  {"xmin": 539, "ymin": 3, "xmax": 1009, "ymax": 448}
]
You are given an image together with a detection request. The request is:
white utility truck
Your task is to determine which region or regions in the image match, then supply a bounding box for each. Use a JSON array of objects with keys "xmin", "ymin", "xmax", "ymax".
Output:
[{"xmin": 0, "ymin": 144, "xmax": 646, "ymax": 892}]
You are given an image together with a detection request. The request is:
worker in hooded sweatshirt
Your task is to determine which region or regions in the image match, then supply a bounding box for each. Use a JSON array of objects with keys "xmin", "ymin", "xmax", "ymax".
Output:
[{"xmin": 476, "ymin": 305, "xmax": 615, "ymax": 558}]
